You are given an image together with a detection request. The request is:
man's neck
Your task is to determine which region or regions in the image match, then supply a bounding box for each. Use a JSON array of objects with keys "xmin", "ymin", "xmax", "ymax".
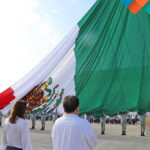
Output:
[{"xmin": 64, "ymin": 112, "xmax": 77, "ymax": 115}]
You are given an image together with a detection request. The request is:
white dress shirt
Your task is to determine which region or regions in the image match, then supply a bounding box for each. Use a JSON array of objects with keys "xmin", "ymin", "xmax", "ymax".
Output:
[
  {"xmin": 51, "ymin": 114, "xmax": 97, "ymax": 150},
  {"xmin": 2, "ymin": 118, "xmax": 33, "ymax": 150}
]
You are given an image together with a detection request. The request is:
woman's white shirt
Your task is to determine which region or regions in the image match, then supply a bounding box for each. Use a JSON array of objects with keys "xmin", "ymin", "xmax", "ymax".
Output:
[{"xmin": 2, "ymin": 118, "xmax": 33, "ymax": 150}]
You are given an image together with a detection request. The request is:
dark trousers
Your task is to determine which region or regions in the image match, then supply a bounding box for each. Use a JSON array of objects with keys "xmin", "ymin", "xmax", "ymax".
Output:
[{"xmin": 6, "ymin": 146, "xmax": 22, "ymax": 150}]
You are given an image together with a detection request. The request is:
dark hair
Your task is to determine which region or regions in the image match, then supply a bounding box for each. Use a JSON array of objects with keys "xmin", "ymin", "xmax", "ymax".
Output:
[
  {"xmin": 63, "ymin": 96, "xmax": 79, "ymax": 113},
  {"xmin": 9, "ymin": 100, "xmax": 27, "ymax": 124}
]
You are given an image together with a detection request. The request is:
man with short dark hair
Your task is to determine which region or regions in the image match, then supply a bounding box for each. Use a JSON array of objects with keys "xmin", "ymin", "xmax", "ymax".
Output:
[{"xmin": 51, "ymin": 95, "xmax": 97, "ymax": 150}]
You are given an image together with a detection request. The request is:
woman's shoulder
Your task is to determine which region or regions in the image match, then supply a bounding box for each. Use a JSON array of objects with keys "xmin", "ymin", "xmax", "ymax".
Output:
[
  {"xmin": 16, "ymin": 118, "xmax": 27, "ymax": 126},
  {"xmin": 4, "ymin": 117, "xmax": 27, "ymax": 128},
  {"xmin": 4, "ymin": 118, "xmax": 9, "ymax": 124}
]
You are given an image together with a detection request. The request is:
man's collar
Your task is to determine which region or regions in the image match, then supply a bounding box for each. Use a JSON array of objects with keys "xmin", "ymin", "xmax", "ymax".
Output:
[{"xmin": 63, "ymin": 113, "xmax": 78, "ymax": 118}]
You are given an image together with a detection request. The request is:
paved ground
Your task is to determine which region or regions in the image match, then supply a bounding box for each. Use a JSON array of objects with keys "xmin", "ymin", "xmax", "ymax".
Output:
[{"xmin": 0, "ymin": 119, "xmax": 150, "ymax": 150}]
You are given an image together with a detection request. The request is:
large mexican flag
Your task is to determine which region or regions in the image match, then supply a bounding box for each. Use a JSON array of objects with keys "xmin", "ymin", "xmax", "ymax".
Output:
[{"xmin": 1, "ymin": 0, "xmax": 150, "ymax": 116}]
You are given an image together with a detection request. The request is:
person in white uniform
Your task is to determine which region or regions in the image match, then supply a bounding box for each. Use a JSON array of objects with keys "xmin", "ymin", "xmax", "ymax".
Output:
[
  {"xmin": 40, "ymin": 111, "xmax": 46, "ymax": 130},
  {"xmin": 51, "ymin": 95, "xmax": 97, "ymax": 150},
  {"xmin": 140, "ymin": 113, "xmax": 146, "ymax": 136},
  {"xmin": 1, "ymin": 100, "xmax": 33, "ymax": 150},
  {"xmin": 100, "ymin": 113, "xmax": 106, "ymax": 135}
]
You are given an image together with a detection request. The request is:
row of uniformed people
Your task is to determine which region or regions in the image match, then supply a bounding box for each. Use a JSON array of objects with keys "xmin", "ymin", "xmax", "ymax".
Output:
[
  {"xmin": 30, "ymin": 113, "xmax": 47, "ymax": 130},
  {"xmin": 30, "ymin": 112, "xmax": 60, "ymax": 130},
  {"xmin": 83, "ymin": 113, "xmax": 146, "ymax": 136},
  {"xmin": 119, "ymin": 113, "xmax": 146, "ymax": 136},
  {"xmin": 27, "ymin": 113, "xmax": 53, "ymax": 121}
]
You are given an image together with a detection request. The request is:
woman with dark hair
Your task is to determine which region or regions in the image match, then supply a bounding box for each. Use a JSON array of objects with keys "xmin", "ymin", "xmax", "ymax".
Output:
[{"xmin": 1, "ymin": 100, "xmax": 33, "ymax": 150}]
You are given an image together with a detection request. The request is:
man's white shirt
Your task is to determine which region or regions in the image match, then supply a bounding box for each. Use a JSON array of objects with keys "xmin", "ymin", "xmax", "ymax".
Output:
[{"xmin": 51, "ymin": 114, "xmax": 98, "ymax": 150}]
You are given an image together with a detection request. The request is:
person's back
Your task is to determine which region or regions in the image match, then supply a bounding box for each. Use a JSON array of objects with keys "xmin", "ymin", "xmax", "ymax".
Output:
[
  {"xmin": 3, "ymin": 118, "xmax": 32, "ymax": 149},
  {"xmin": 51, "ymin": 96, "xmax": 97, "ymax": 150},
  {"xmin": 2, "ymin": 100, "xmax": 33, "ymax": 150}
]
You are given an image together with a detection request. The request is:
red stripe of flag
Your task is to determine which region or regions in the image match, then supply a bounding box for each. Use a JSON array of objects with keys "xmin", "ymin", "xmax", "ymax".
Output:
[{"xmin": 0, "ymin": 88, "xmax": 15, "ymax": 109}]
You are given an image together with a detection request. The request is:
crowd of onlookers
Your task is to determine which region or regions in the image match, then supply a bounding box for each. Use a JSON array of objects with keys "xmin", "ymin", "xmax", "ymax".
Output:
[{"xmin": 88, "ymin": 115, "xmax": 140, "ymax": 124}]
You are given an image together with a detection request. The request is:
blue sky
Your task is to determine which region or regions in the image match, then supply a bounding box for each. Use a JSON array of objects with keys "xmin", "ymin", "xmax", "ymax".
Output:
[{"xmin": 0, "ymin": 0, "xmax": 96, "ymax": 92}]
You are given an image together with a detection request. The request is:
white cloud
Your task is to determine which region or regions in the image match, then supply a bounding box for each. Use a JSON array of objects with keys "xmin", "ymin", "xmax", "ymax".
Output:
[
  {"xmin": 70, "ymin": 0, "xmax": 78, "ymax": 3},
  {"xmin": 0, "ymin": 0, "xmax": 62, "ymax": 92},
  {"xmin": 15, "ymin": 0, "xmax": 41, "ymax": 24},
  {"xmin": 50, "ymin": 9, "xmax": 58, "ymax": 14},
  {"xmin": 0, "ymin": 0, "xmax": 40, "ymax": 24},
  {"xmin": 44, "ymin": 13, "xmax": 51, "ymax": 18},
  {"xmin": 71, "ymin": 0, "xmax": 78, "ymax": 3},
  {"xmin": 39, "ymin": 21, "xmax": 62, "ymax": 45}
]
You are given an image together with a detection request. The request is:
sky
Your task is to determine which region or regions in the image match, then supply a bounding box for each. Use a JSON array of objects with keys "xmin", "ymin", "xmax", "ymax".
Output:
[{"xmin": 0, "ymin": 0, "xmax": 96, "ymax": 93}]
